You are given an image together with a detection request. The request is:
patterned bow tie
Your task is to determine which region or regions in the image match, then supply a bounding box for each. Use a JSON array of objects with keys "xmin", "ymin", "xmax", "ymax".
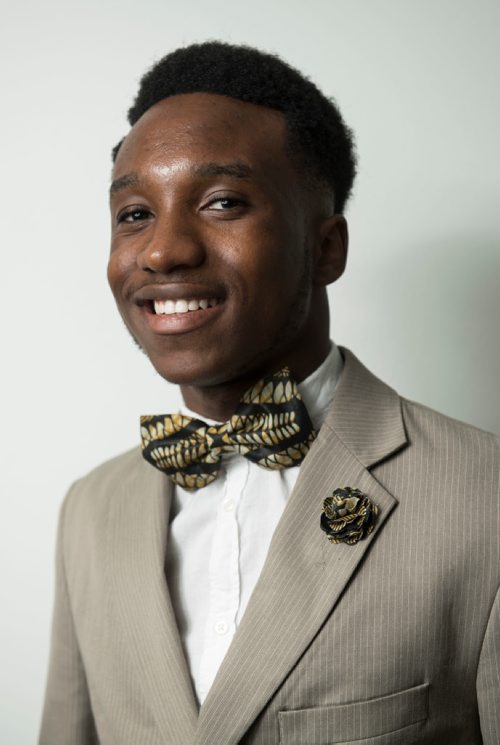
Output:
[{"xmin": 140, "ymin": 367, "xmax": 317, "ymax": 490}]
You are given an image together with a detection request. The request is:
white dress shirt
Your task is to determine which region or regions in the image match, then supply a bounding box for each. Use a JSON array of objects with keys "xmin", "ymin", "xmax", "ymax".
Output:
[{"xmin": 165, "ymin": 342, "xmax": 344, "ymax": 704}]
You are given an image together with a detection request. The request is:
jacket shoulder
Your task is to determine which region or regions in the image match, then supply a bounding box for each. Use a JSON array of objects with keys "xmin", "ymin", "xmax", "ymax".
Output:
[
  {"xmin": 400, "ymin": 397, "xmax": 500, "ymax": 489},
  {"xmin": 60, "ymin": 446, "xmax": 147, "ymax": 527},
  {"xmin": 401, "ymin": 396, "xmax": 499, "ymax": 451},
  {"xmin": 74, "ymin": 446, "xmax": 144, "ymax": 487}
]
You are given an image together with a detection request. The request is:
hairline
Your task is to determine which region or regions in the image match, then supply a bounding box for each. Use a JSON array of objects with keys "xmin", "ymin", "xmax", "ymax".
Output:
[{"xmin": 111, "ymin": 95, "xmax": 335, "ymax": 212}]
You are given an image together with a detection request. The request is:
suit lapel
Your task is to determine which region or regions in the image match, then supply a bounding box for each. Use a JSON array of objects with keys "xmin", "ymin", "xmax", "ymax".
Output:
[
  {"xmin": 108, "ymin": 456, "xmax": 198, "ymax": 744},
  {"xmin": 195, "ymin": 348, "xmax": 408, "ymax": 745}
]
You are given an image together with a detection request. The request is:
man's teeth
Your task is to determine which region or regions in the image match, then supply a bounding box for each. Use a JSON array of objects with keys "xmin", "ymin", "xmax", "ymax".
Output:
[{"xmin": 153, "ymin": 298, "xmax": 218, "ymax": 315}]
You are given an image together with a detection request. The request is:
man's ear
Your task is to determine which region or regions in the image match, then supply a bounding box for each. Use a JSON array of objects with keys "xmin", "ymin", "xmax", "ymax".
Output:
[{"xmin": 312, "ymin": 215, "xmax": 348, "ymax": 286}]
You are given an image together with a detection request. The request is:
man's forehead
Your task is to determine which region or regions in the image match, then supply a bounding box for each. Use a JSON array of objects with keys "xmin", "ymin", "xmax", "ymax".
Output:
[{"xmin": 115, "ymin": 93, "xmax": 288, "ymax": 162}]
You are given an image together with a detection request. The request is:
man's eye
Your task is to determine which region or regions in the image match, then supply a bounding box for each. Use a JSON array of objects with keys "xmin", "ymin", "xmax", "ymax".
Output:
[
  {"xmin": 117, "ymin": 208, "xmax": 151, "ymax": 223},
  {"xmin": 206, "ymin": 197, "xmax": 243, "ymax": 211}
]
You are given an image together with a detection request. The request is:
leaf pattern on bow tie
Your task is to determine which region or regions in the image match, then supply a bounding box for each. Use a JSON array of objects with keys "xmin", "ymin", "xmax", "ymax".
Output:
[{"xmin": 140, "ymin": 368, "xmax": 317, "ymax": 489}]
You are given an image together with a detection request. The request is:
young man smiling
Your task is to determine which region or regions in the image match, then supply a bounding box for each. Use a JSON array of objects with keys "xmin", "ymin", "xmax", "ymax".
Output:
[{"xmin": 40, "ymin": 42, "xmax": 499, "ymax": 745}]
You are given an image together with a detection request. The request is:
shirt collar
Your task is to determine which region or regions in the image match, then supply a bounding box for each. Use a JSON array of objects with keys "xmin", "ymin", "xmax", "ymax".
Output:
[{"xmin": 296, "ymin": 340, "xmax": 343, "ymax": 430}]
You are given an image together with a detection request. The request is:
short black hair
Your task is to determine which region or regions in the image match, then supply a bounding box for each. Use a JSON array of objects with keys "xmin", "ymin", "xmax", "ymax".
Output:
[{"xmin": 114, "ymin": 41, "xmax": 357, "ymax": 213}]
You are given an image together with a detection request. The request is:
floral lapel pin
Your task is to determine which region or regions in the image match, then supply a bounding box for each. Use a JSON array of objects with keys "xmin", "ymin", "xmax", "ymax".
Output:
[{"xmin": 320, "ymin": 487, "xmax": 379, "ymax": 545}]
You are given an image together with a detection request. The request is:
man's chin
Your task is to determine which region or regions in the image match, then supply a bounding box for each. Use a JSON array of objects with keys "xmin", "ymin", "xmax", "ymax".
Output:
[
  {"xmin": 147, "ymin": 349, "xmax": 270, "ymax": 391},
  {"xmin": 147, "ymin": 353, "xmax": 228, "ymax": 388},
  {"xmin": 123, "ymin": 326, "xmax": 212, "ymax": 384}
]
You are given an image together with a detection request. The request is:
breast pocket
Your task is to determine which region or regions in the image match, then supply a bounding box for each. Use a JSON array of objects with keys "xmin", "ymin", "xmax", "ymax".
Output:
[{"xmin": 278, "ymin": 682, "xmax": 429, "ymax": 745}]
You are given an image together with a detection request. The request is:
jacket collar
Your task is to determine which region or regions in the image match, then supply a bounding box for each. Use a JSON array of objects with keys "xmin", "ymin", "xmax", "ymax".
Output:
[{"xmin": 326, "ymin": 346, "xmax": 407, "ymax": 468}]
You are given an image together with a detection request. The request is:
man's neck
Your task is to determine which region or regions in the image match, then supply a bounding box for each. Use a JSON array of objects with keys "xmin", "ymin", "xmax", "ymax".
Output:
[{"xmin": 180, "ymin": 338, "xmax": 332, "ymax": 422}]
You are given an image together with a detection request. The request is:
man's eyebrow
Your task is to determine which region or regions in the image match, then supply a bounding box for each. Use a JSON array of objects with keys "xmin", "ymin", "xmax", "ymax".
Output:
[
  {"xmin": 109, "ymin": 172, "xmax": 140, "ymax": 195},
  {"xmin": 192, "ymin": 162, "xmax": 253, "ymax": 179},
  {"xmin": 109, "ymin": 163, "xmax": 253, "ymax": 196}
]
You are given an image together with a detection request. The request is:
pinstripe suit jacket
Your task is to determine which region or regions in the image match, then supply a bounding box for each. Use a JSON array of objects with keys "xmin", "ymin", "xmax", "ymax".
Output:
[{"xmin": 40, "ymin": 348, "xmax": 500, "ymax": 745}]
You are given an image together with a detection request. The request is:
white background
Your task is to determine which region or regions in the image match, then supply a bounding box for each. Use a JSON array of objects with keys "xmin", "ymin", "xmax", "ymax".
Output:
[{"xmin": 1, "ymin": 0, "xmax": 499, "ymax": 741}]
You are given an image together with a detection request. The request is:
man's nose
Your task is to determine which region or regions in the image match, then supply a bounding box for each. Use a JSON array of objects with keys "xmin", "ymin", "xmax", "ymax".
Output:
[{"xmin": 137, "ymin": 213, "xmax": 205, "ymax": 273}]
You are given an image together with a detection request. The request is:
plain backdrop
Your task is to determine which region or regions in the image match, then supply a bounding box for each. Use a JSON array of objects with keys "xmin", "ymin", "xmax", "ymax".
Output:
[{"xmin": 1, "ymin": 0, "xmax": 499, "ymax": 741}]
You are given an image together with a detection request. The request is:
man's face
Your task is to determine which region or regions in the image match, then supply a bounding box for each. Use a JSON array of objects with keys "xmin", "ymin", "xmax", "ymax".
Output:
[{"xmin": 108, "ymin": 92, "xmax": 336, "ymax": 388}]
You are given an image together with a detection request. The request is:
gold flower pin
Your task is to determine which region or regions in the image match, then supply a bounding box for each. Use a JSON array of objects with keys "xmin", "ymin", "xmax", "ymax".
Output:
[{"xmin": 320, "ymin": 487, "xmax": 378, "ymax": 545}]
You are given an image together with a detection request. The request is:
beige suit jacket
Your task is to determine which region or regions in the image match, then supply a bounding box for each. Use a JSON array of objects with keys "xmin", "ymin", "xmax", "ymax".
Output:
[{"xmin": 40, "ymin": 349, "xmax": 500, "ymax": 745}]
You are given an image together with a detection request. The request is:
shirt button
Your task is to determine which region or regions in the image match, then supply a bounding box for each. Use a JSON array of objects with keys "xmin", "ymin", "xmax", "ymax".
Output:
[
  {"xmin": 214, "ymin": 620, "xmax": 229, "ymax": 635},
  {"xmin": 223, "ymin": 499, "xmax": 235, "ymax": 512}
]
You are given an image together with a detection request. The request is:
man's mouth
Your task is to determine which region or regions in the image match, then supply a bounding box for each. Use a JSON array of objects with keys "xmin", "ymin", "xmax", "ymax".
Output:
[
  {"xmin": 153, "ymin": 298, "xmax": 220, "ymax": 315},
  {"xmin": 132, "ymin": 284, "xmax": 226, "ymax": 334},
  {"xmin": 136, "ymin": 293, "xmax": 225, "ymax": 335}
]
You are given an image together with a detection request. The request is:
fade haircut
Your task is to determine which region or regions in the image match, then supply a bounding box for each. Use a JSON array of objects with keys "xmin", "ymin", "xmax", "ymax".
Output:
[{"xmin": 113, "ymin": 41, "xmax": 357, "ymax": 213}]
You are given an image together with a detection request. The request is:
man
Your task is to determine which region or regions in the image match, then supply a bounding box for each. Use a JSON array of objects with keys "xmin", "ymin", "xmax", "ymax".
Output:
[{"xmin": 40, "ymin": 42, "xmax": 499, "ymax": 744}]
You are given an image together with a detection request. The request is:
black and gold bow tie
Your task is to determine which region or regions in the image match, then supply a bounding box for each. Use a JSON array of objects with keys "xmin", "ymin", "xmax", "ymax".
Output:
[{"xmin": 140, "ymin": 367, "xmax": 317, "ymax": 490}]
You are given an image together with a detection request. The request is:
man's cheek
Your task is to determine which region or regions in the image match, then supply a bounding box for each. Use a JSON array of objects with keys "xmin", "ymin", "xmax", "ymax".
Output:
[{"xmin": 107, "ymin": 250, "xmax": 131, "ymax": 295}]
